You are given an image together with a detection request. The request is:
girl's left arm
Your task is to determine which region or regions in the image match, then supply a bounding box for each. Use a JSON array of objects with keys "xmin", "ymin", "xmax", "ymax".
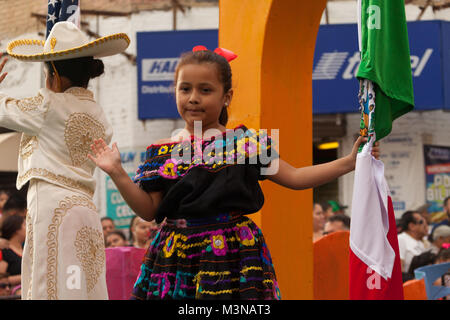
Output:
[{"xmin": 267, "ymin": 136, "xmax": 379, "ymax": 190}]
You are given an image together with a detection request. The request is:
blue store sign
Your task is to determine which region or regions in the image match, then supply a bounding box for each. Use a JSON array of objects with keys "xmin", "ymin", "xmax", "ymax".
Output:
[
  {"xmin": 137, "ymin": 29, "xmax": 218, "ymax": 119},
  {"xmin": 136, "ymin": 21, "xmax": 449, "ymax": 119},
  {"xmin": 313, "ymin": 20, "xmax": 450, "ymax": 114}
]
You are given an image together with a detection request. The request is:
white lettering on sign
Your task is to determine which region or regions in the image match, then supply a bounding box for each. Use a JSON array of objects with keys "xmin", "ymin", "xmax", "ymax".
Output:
[
  {"xmin": 116, "ymin": 205, "xmax": 134, "ymax": 218},
  {"xmin": 142, "ymin": 58, "xmax": 179, "ymax": 81},
  {"xmin": 313, "ymin": 49, "xmax": 433, "ymax": 80},
  {"xmin": 141, "ymin": 85, "xmax": 173, "ymax": 94},
  {"xmin": 312, "ymin": 52, "xmax": 349, "ymax": 80}
]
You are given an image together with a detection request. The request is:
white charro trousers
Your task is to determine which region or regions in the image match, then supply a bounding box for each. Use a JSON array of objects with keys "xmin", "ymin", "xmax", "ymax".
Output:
[{"xmin": 21, "ymin": 180, "xmax": 108, "ymax": 300}]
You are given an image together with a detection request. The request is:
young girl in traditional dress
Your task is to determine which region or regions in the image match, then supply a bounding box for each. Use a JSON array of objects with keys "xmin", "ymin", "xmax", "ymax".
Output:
[{"xmin": 89, "ymin": 46, "xmax": 379, "ymax": 300}]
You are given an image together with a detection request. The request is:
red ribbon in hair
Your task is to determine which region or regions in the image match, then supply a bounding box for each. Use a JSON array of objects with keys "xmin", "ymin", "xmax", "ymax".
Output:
[{"xmin": 192, "ymin": 45, "xmax": 238, "ymax": 62}]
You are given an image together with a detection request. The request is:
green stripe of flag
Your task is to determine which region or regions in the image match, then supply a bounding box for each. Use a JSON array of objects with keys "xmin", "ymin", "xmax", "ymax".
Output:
[{"xmin": 357, "ymin": 0, "xmax": 415, "ymax": 141}]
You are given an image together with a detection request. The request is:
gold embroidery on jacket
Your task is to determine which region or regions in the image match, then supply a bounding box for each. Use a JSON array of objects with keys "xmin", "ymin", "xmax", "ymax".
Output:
[
  {"xmin": 18, "ymin": 168, "xmax": 94, "ymax": 197},
  {"xmin": 65, "ymin": 87, "xmax": 95, "ymax": 101},
  {"xmin": 64, "ymin": 113, "xmax": 105, "ymax": 167},
  {"xmin": 47, "ymin": 195, "xmax": 97, "ymax": 300},
  {"xmin": 16, "ymin": 93, "xmax": 45, "ymax": 112},
  {"xmin": 74, "ymin": 226, "xmax": 105, "ymax": 293},
  {"xmin": 20, "ymin": 134, "xmax": 38, "ymax": 159}
]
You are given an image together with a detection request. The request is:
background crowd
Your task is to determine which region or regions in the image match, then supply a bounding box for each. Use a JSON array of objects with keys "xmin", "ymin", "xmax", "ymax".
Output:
[{"xmin": 313, "ymin": 197, "xmax": 450, "ymax": 299}]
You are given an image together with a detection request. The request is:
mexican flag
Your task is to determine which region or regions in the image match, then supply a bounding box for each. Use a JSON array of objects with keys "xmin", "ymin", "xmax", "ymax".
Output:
[{"xmin": 349, "ymin": 0, "xmax": 414, "ymax": 300}]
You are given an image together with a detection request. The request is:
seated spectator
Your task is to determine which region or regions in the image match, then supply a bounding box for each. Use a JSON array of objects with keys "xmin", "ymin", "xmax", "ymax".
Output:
[
  {"xmin": 323, "ymin": 214, "xmax": 351, "ymax": 235},
  {"xmin": 101, "ymin": 217, "xmax": 116, "ymax": 239},
  {"xmin": 313, "ymin": 203, "xmax": 326, "ymax": 242},
  {"xmin": 429, "ymin": 225, "xmax": 450, "ymax": 254},
  {"xmin": 398, "ymin": 211, "xmax": 430, "ymax": 273},
  {"xmin": 105, "ymin": 230, "xmax": 129, "ymax": 248},
  {"xmin": 0, "ymin": 272, "xmax": 12, "ymax": 297},
  {"xmin": 402, "ymin": 250, "xmax": 437, "ymax": 282},
  {"xmin": 0, "ymin": 215, "xmax": 25, "ymax": 289}
]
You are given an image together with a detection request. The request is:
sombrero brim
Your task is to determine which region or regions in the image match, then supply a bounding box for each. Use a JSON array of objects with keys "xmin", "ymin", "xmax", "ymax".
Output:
[{"xmin": 7, "ymin": 33, "xmax": 130, "ymax": 62}]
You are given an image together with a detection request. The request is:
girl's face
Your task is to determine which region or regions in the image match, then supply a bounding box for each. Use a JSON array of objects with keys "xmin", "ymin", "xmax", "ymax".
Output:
[{"xmin": 176, "ymin": 63, "xmax": 232, "ymax": 131}]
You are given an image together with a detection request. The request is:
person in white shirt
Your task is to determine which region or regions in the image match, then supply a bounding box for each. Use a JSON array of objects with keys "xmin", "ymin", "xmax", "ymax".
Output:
[
  {"xmin": 0, "ymin": 22, "xmax": 129, "ymax": 299},
  {"xmin": 397, "ymin": 211, "xmax": 430, "ymax": 273}
]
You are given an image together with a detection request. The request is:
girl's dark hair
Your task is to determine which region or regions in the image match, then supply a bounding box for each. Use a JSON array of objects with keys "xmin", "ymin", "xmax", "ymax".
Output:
[
  {"xmin": 45, "ymin": 56, "xmax": 104, "ymax": 88},
  {"xmin": 174, "ymin": 50, "xmax": 232, "ymax": 126},
  {"xmin": 0, "ymin": 215, "xmax": 24, "ymax": 240}
]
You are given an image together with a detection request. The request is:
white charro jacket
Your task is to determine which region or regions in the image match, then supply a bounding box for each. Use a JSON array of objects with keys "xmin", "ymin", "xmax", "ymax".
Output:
[{"xmin": 0, "ymin": 87, "xmax": 112, "ymax": 197}]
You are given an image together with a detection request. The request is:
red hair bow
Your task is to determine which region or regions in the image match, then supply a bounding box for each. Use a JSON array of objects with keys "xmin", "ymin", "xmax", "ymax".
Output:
[{"xmin": 192, "ymin": 45, "xmax": 238, "ymax": 62}]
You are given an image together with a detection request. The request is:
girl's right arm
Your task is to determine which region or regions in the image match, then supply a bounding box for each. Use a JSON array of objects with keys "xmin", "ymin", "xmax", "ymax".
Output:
[{"xmin": 88, "ymin": 139, "xmax": 161, "ymax": 221}]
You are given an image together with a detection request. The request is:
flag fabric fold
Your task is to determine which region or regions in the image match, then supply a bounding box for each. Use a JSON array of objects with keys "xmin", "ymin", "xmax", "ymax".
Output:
[
  {"xmin": 349, "ymin": 135, "xmax": 404, "ymax": 300},
  {"xmin": 349, "ymin": 0, "xmax": 415, "ymax": 300},
  {"xmin": 356, "ymin": 0, "xmax": 414, "ymax": 141},
  {"xmin": 47, "ymin": 0, "xmax": 81, "ymax": 38}
]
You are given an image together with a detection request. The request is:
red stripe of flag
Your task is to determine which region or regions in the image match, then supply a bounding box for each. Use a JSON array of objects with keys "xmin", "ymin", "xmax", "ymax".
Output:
[{"xmin": 349, "ymin": 195, "xmax": 404, "ymax": 300}]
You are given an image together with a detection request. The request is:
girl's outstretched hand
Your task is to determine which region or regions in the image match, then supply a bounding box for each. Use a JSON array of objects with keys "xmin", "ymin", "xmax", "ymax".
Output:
[
  {"xmin": 0, "ymin": 53, "xmax": 8, "ymax": 83},
  {"xmin": 88, "ymin": 139, "xmax": 122, "ymax": 176}
]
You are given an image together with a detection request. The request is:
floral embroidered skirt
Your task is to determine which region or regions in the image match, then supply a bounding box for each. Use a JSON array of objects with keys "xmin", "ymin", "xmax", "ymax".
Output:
[{"xmin": 131, "ymin": 213, "xmax": 281, "ymax": 300}]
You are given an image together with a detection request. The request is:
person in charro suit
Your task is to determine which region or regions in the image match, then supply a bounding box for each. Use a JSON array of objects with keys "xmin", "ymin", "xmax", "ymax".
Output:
[{"xmin": 0, "ymin": 21, "xmax": 129, "ymax": 299}]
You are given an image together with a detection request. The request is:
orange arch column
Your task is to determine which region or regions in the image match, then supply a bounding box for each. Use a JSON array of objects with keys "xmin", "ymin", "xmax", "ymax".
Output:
[{"xmin": 219, "ymin": 0, "xmax": 326, "ymax": 299}]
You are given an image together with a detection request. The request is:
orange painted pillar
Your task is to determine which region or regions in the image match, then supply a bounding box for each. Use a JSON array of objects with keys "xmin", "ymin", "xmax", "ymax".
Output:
[{"xmin": 219, "ymin": 0, "xmax": 327, "ymax": 299}]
